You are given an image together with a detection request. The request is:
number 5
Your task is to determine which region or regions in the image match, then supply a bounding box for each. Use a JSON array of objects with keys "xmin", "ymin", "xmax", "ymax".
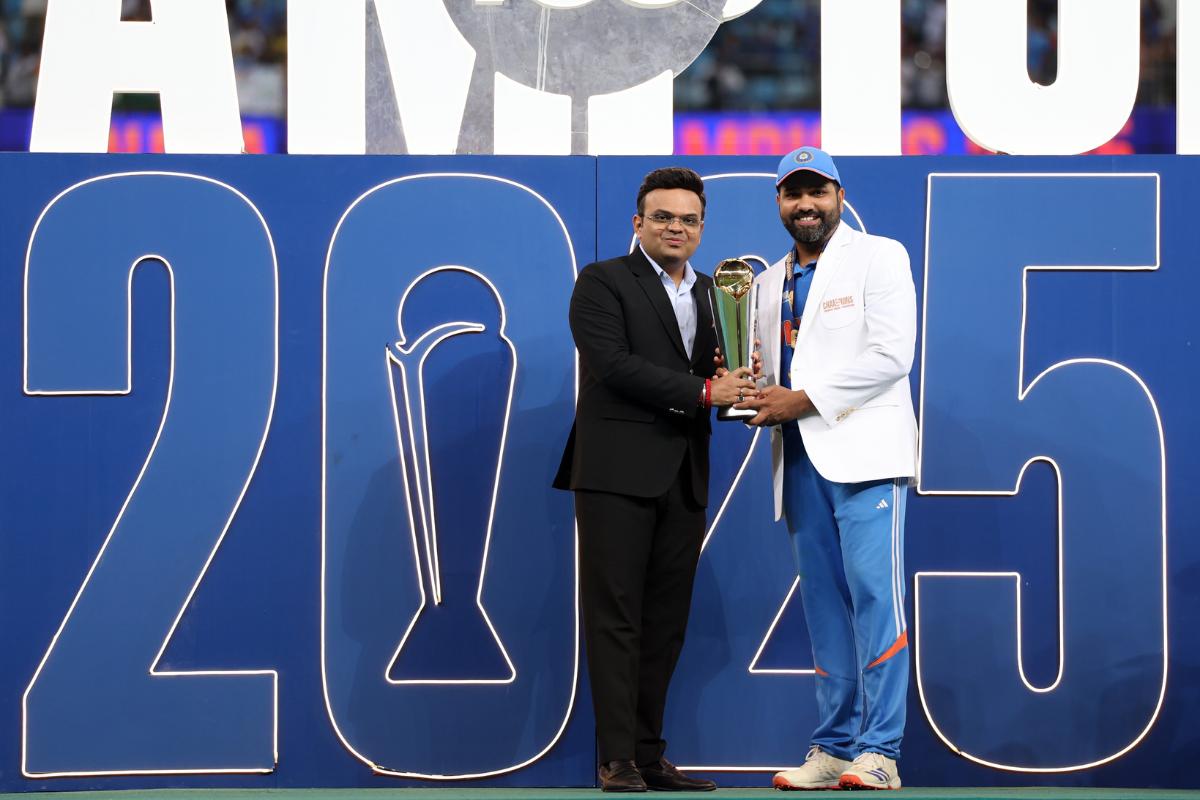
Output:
[{"xmin": 916, "ymin": 173, "xmax": 1165, "ymax": 772}]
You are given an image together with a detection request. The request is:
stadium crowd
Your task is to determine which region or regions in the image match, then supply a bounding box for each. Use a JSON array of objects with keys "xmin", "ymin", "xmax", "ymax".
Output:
[
  {"xmin": 676, "ymin": 0, "xmax": 1177, "ymax": 111},
  {"xmin": 0, "ymin": 0, "xmax": 1179, "ymax": 119}
]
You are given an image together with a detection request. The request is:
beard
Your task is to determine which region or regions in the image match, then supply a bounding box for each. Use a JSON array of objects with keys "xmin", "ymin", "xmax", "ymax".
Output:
[{"xmin": 783, "ymin": 207, "xmax": 840, "ymax": 246}]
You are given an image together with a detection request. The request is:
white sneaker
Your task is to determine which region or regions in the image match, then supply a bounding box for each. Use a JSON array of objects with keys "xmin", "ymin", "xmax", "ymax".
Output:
[
  {"xmin": 773, "ymin": 746, "xmax": 852, "ymax": 790},
  {"xmin": 838, "ymin": 751, "xmax": 901, "ymax": 790}
]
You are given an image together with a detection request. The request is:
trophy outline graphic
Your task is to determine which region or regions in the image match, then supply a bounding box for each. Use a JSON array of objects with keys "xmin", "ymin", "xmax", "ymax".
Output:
[
  {"xmin": 383, "ymin": 264, "xmax": 517, "ymax": 686},
  {"xmin": 320, "ymin": 172, "xmax": 582, "ymax": 780}
]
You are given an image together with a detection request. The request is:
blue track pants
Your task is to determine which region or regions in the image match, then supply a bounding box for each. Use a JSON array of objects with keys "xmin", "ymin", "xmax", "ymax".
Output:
[{"xmin": 781, "ymin": 424, "xmax": 909, "ymax": 761}]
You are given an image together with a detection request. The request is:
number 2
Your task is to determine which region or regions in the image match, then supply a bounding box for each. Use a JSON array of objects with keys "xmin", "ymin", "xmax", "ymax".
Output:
[{"xmin": 23, "ymin": 173, "xmax": 279, "ymax": 776}]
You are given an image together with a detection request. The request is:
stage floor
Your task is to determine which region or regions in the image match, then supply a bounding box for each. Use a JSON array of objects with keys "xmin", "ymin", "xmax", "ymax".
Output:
[{"xmin": 2, "ymin": 789, "xmax": 1199, "ymax": 799}]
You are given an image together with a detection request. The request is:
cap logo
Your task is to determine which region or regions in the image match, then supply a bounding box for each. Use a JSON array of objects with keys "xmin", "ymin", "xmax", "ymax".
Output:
[{"xmin": 796, "ymin": 151, "xmax": 813, "ymax": 163}]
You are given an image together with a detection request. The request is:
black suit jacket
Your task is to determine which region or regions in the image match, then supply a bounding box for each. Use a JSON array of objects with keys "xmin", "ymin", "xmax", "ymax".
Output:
[{"xmin": 554, "ymin": 248, "xmax": 718, "ymax": 506}]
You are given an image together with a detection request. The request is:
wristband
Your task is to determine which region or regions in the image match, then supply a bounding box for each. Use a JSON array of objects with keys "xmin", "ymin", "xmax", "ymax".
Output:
[{"xmin": 704, "ymin": 378, "xmax": 712, "ymax": 409}]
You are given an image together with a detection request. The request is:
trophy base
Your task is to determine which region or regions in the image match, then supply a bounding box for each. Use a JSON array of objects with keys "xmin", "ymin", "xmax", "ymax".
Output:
[{"xmin": 717, "ymin": 406, "xmax": 757, "ymax": 422}]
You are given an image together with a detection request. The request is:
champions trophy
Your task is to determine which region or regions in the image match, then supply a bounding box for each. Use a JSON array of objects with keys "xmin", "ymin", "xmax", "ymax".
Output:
[{"xmin": 708, "ymin": 258, "xmax": 759, "ymax": 421}]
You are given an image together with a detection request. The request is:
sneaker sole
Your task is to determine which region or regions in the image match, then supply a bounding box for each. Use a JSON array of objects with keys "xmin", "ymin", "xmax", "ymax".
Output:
[
  {"xmin": 773, "ymin": 773, "xmax": 841, "ymax": 791},
  {"xmin": 839, "ymin": 774, "xmax": 900, "ymax": 790}
]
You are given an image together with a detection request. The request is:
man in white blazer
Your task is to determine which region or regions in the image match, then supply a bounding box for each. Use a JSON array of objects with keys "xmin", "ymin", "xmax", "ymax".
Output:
[{"xmin": 736, "ymin": 147, "xmax": 917, "ymax": 791}]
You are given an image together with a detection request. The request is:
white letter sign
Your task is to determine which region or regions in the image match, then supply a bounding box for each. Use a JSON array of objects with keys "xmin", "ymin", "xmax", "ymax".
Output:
[
  {"xmin": 820, "ymin": 0, "xmax": 901, "ymax": 155},
  {"xmin": 31, "ymin": 0, "xmax": 242, "ymax": 154},
  {"xmin": 946, "ymin": 0, "xmax": 1140, "ymax": 155}
]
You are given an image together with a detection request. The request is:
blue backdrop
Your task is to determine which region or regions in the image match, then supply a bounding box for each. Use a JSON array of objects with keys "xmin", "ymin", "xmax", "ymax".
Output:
[{"xmin": 0, "ymin": 154, "xmax": 1195, "ymax": 791}]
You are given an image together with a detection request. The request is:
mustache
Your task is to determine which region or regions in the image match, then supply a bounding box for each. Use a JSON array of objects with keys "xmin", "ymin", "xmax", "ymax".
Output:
[{"xmin": 783, "ymin": 207, "xmax": 837, "ymax": 244}]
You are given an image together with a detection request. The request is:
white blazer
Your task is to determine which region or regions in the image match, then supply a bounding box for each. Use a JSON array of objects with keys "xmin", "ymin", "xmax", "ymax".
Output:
[{"xmin": 754, "ymin": 222, "xmax": 918, "ymax": 521}]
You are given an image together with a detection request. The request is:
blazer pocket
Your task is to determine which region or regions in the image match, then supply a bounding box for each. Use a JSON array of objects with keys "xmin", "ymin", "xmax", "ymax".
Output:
[
  {"xmin": 818, "ymin": 286, "xmax": 863, "ymax": 330},
  {"xmin": 860, "ymin": 389, "xmax": 904, "ymax": 410}
]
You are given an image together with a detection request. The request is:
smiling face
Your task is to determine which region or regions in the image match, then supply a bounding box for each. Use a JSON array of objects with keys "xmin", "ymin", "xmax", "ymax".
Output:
[
  {"xmin": 634, "ymin": 187, "xmax": 705, "ymax": 270},
  {"xmin": 777, "ymin": 171, "xmax": 845, "ymax": 259}
]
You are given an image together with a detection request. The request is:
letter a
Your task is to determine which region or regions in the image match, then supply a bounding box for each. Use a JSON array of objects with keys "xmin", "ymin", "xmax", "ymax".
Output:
[{"xmin": 31, "ymin": 0, "xmax": 242, "ymax": 153}]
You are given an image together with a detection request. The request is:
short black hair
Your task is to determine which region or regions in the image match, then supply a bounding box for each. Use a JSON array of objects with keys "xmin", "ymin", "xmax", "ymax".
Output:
[{"xmin": 636, "ymin": 167, "xmax": 706, "ymax": 218}]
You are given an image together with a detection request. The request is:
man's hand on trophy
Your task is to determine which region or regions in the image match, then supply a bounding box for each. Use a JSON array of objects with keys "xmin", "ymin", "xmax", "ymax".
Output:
[
  {"xmin": 711, "ymin": 367, "xmax": 758, "ymax": 407},
  {"xmin": 713, "ymin": 344, "xmax": 762, "ymax": 379},
  {"xmin": 738, "ymin": 385, "xmax": 814, "ymax": 426}
]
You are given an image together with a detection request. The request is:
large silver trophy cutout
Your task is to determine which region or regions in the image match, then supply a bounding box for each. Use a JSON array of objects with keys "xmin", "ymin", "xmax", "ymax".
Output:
[{"xmin": 444, "ymin": 0, "xmax": 724, "ymax": 153}]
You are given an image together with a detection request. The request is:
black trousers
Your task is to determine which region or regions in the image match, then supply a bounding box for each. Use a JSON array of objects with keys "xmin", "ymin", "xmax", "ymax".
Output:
[{"xmin": 575, "ymin": 462, "xmax": 706, "ymax": 766}]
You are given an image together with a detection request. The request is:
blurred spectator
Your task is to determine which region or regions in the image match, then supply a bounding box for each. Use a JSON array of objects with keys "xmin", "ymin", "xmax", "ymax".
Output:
[
  {"xmin": 3, "ymin": 9, "xmax": 39, "ymax": 107},
  {"xmin": 0, "ymin": 19, "xmax": 9, "ymax": 107},
  {"xmin": 122, "ymin": 0, "xmax": 151, "ymax": 21},
  {"xmin": 901, "ymin": 0, "xmax": 945, "ymax": 109},
  {"xmin": 1141, "ymin": 0, "xmax": 1176, "ymax": 106},
  {"xmin": 229, "ymin": 1, "xmax": 285, "ymax": 116},
  {"xmin": 1026, "ymin": 0, "xmax": 1057, "ymax": 85}
]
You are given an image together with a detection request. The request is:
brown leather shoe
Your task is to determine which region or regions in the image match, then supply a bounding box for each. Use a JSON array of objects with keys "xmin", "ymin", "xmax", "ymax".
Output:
[
  {"xmin": 599, "ymin": 760, "xmax": 647, "ymax": 792},
  {"xmin": 638, "ymin": 758, "xmax": 717, "ymax": 792}
]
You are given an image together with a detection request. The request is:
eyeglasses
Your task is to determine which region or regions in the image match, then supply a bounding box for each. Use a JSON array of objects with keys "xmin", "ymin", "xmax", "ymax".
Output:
[{"xmin": 643, "ymin": 212, "xmax": 702, "ymax": 230}]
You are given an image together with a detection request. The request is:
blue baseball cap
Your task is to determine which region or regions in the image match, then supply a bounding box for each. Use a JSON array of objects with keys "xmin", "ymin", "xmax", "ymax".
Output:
[{"xmin": 776, "ymin": 146, "xmax": 841, "ymax": 188}]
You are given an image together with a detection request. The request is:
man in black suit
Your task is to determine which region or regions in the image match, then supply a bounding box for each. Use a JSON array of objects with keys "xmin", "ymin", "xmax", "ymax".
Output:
[{"xmin": 555, "ymin": 168, "xmax": 756, "ymax": 792}]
